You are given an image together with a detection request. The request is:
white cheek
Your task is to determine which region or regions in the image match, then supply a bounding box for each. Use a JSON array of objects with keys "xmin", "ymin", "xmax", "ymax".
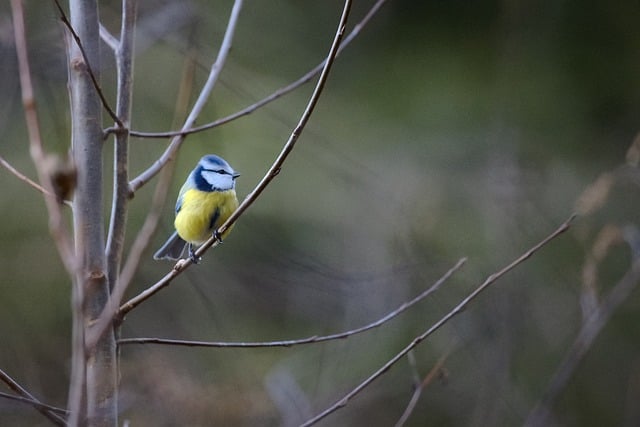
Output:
[{"xmin": 201, "ymin": 170, "xmax": 232, "ymax": 189}]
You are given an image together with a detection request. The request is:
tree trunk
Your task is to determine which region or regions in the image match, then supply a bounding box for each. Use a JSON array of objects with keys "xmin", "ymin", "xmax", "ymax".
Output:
[{"xmin": 67, "ymin": 0, "xmax": 117, "ymax": 425}]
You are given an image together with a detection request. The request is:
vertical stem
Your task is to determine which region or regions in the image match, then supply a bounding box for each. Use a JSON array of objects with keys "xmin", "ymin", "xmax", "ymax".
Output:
[
  {"xmin": 106, "ymin": 0, "xmax": 136, "ymax": 290},
  {"xmin": 67, "ymin": 0, "xmax": 116, "ymax": 425}
]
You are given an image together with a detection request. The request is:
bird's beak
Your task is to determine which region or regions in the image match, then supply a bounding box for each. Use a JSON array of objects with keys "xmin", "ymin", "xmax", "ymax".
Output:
[{"xmin": 232, "ymin": 172, "xmax": 241, "ymax": 179}]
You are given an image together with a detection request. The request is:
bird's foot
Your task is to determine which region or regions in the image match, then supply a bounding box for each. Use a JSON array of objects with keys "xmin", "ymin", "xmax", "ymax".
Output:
[{"xmin": 188, "ymin": 244, "xmax": 201, "ymax": 264}]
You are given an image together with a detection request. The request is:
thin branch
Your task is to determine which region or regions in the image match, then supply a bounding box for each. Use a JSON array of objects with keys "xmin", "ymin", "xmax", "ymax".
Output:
[
  {"xmin": 0, "ymin": 154, "xmax": 73, "ymax": 207},
  {"xmin": 395, "ymin": 350, "xmax": 452, "ymax": 427},
  {"xmin": 299, "ymin": 214, "xmax": 576, "ymax": 427},
  {"xmin": 118, "ymin": 0, "xmax": 353, "ymax": 318},
  {"xmin": 106, "ymin": 0, "xmax": 137, "ymax": 294},
  {"xmin": 0, "ymin": 154, "xmax": 48, "ymax": 195},
  {"xmin": 117, "ymin": 258, "xmax": 466, "ymax": 347},
  {"xmin": 11, "ymin": 0, "xmax": 76, "ymax": 274},
  {"xmin": 0, "ymin": 391, "xmax": 68, "ymax": 417},
  {"xmin": 99, "ymin": 23, "xmax": 119, "ymax": 51},
  {"xmin": 579, "ymin": 225, "xmax": 622, "ymax": 322},
  {"xmin": 50, "ymin": 0, "xmax": 123, "ymax": 127},
  {"xmin": 0, "ymin": 368, "xmax": 67, "ymax": 426},
  {"xmin": 126, "ymin": 0, "xmax": 388, "ymax": 140},
  {"xmin": 128, "ymin": 0, "xmax": 244, "ymax": 193},
  {"xmin": 524, "ymin": 245, "xmax": 640, "ymax": 426}
]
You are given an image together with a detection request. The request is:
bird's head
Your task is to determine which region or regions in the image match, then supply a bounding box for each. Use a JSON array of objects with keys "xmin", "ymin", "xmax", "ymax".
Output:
[{"xmin": 193, "ymin": 154, "xmax": 240, "ymax": 191}]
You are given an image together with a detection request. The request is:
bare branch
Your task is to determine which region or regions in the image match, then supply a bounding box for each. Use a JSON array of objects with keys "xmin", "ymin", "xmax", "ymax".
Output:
[
  {"xmin": 106, "ymin": 0, "xmax": 137, "ymax": 294},
  {"xmin": 0, "ymin": 368, "xmax": 66, "ymax": 426},
  {"xmin": 127, "ymin": 0, "xmax": 389, "ymax": 140},
  {"xmin": 118, "ymin": 0, "xmax": 353, "ymax": 317},
  {"xmin": 0, "ymin": 391, "xmax": 68, "ymax": 417},
  {"xmin": 50, "ymin": 0, "xmax": 123, "ymax": 127},
  {"xmin": 11, "ymin": 0, "xmax": 76, "ymax": 274},
  {"xmin": 99, "ymin": 23, "xmax": 119, "ymax": 51},
  {"xmin": 299, "ymin": 214, "xmax": 576, "ymax": 427},
  {"xmin": 524, "ymin": 230, "xmax": 640, "ymax": 427},
  {"xmin": 0, "ymin": 154, "xmax": 73, "ymax": 207},
  {"xmin": 579, "ymin": 224, "xmax": 622, "ymax": 321},
  {"xmin": 128, "ymin": 0, "xmax": 244, "ymax": 193},
  {"xmin": 395, "ymin": 350, "xmax": 452, "ymax": 427},
  {"xmin": 117, "ymin": 258, "xmax": 466, "ymax": 347},
  {"xmin": 0, "ymin": 155, "xmax": 47, "ymax": 195}
]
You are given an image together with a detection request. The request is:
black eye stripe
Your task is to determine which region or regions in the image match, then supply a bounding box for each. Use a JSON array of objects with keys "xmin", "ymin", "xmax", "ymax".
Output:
[{"xmin": 203, "ymin": 168, "xmax": 227, "ymax": 174}]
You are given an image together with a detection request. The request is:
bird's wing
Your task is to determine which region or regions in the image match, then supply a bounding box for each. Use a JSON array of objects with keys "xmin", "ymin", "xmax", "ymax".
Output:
[{"xmin": 175, "ymin": 174, "xmax": 193, "ymax": 213}]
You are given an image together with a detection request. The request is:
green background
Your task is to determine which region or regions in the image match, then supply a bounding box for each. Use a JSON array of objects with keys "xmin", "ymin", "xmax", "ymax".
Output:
[{"xmin": 1, "ymin": 0, "xmax": 639, "ymax": 425}]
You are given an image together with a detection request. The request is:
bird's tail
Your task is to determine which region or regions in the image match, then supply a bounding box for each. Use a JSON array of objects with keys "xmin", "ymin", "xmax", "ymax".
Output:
[{"xmin": 153, "ymin": 231, "xmax": 187, "ymax": 261}]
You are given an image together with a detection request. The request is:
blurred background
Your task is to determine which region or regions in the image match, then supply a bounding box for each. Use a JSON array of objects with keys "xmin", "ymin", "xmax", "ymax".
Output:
[{"xmin": 1, "ymin": 0, "xmax": 639, "ymax": 425}]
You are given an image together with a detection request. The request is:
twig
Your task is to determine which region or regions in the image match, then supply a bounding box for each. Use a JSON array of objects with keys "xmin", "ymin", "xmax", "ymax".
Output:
[
  {"xmin": 118, "ymin": 0, "xmax": 353, "ymax": 318},
  {"xmin": 395, "ymin": 350, "xmax": 452, "ymax": 427},
  {"xmin": 299, "ymin": 214, "xmax": 576, "ymax": 427},
  {"xmin": 0, "ymin": 154, "xmax": 72, "ymax": 207},
  {"xmin": 128, "ymin": 0, "xmax": 244, "ymax": 193},
  {"xmin": 579, "ymin": 225, "xmax": 622, "ymax": 321},
  {"xmin": 0, "ymin": 154, "xmax": 48, "ymax": 195},
  {"xmin": 524, "ymin": 247, "xmax": 640, "ymax": 426},
  {"xmin": 50, "ymin": 0, "xmax": 123, "ymax": 127},
  {"xmin": 127, "ymin": 0, "xmax": 388, "ymax": 140},
  {"xmin": 12, "ymin": 0, "xmax": 76, "ymax": 274},
  {"xmin": 99, "ymin": 23, "xmax": 119, "ymax": 51},
  {"xmin": 117, "ymin": 258, "xmax": 466, "ymax": 347},
  {"xmin": 0, "ymin": 391, "xmax": 68, "ymax": 416},
  {"xmin": 0, "ymin": 368, "xmax": 66, "ymax": 426}
]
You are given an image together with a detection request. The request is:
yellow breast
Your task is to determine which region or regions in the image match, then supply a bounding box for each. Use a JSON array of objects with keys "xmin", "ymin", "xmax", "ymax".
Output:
[{"xmin": 174, "ymin": 189, "xmax": 239, "ymax": 245}]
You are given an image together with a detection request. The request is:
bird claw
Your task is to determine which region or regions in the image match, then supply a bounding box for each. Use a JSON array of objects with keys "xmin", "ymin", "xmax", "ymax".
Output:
[
  {"xmin": 188, "ymin": 244, "xmax": 201, "ymax": 264},
  {"xmin": 213, "ymin": 230, "xmax": 224, "ymax": 244}
]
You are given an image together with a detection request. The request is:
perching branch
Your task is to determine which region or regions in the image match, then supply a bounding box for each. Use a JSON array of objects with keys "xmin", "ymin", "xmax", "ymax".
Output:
[
  {"xmin": 125, "ymin": 0, "xmax": 388, "ymax": 140},
  {"xmin": 128, "ymin": 0, "xmax": 244, "ymax": 193},
  {"xmin": 0, "ymin": 368, "xmax": 66, "ymax": 426},
  {"xmin": 117, "ymin": 258, "xmax": 466, "ymax": 347},
  {"xmin": 299, "ymin": 214, "xmax": 576, "ymax": 427},
  {"xmin": 117, "ymin": 0, "xmax": 353, "ymax": 319}
]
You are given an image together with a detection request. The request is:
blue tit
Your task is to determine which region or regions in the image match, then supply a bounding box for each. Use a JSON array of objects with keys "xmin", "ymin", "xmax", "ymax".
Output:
[{"xmin": 153, "ymin": 154, "xmax": 240, "ymax": 262}]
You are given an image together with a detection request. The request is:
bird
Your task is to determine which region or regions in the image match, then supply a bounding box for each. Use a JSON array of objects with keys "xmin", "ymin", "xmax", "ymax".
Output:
[{"xmin": 153, "ymin": 154, "xmax": 240, "ymax": 262}]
